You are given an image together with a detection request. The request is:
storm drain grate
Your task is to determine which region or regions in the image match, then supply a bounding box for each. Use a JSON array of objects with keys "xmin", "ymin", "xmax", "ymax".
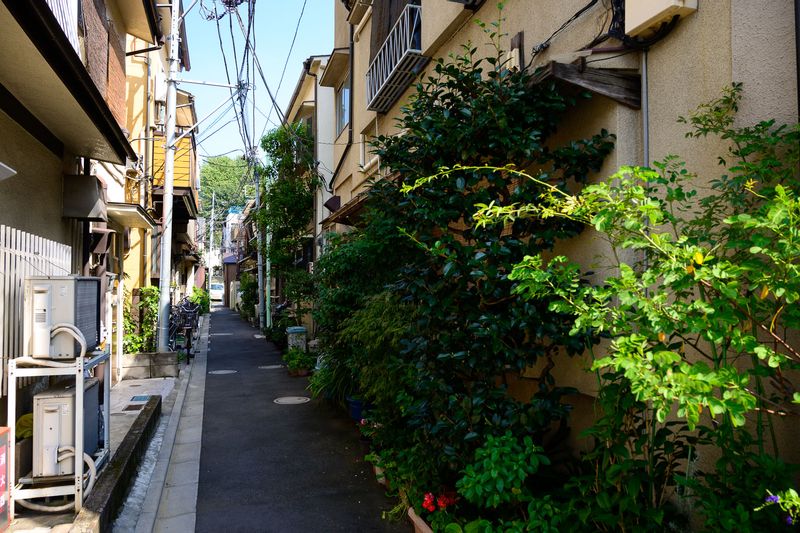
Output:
[
  {"xmin": 208, "ymin": 370, "xmax": 238, "ymax": 375},
  {"xmin": 273, "ymin": 396, "xmax": 311, "ymax": 405},
  {"xmin": 123, "ymin": 404, "xmax": 144, "ymax": 411}
]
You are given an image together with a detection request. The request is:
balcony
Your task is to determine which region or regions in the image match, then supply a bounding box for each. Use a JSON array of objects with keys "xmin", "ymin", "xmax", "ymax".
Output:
[
  {"xmin": 365, "ymin": 4, "xmax": 428, "ymax": 113},
  {"xmin": 44, "ymin": 0, "xmax": 80, "ymax": 53}
]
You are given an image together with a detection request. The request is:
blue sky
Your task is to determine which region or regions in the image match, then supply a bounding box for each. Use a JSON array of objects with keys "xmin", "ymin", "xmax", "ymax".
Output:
[{"xmin": 183, "ymin": 1, "xmax": 333, "ymax": 163}]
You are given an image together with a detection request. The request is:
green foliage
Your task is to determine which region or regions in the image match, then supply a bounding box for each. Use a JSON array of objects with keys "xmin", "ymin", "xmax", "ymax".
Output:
[
  {"xmin": 190, "ymin": 286, "xmax": 210, "ymax": 314},
  {"xmin": 363, "ymin": 23, "xmax": 612, "ymax": 520},
  {"xmin": 456, "ymin": 432, "xmax": 549, "ymax": 510},
  {"xmin": 282, "ymin": 347, "xmax": 316, "ymax": 372},
  {"xmin": 258, "ymin": 122, "xmax": 318, "ymax": 319},
  {"xmin": 313, "ymin": 17, "xmax": 614, "ymax": 530},
  {"xmin": 472, "ymin": 84, "xmax": 800, "ymax": 530},
  {"xmin": 238, "ymin": 272, "xmax": 258, "ymax": 321},
  {"xmin": 123, "ymin": 286, "xmax": 159, "ymax": 353},
  {"xmin": 199, "ymin": 156, "xmax": 250, "ymax": 250}
]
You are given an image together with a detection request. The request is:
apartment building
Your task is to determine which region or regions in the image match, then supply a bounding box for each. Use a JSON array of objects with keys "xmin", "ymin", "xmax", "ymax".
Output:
[
  {"xmin": 0, "ymin": 0, "xmax": 201, "ymax": 394},
  {"xmin": 316, "ymin": 0, "xmax": 799, "ymax": 470}
]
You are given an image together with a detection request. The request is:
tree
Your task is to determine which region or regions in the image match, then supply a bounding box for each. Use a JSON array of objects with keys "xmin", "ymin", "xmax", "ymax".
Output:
[{"xmin": 199, "ymin": 156, "xmax": 251, "ymax": 247}]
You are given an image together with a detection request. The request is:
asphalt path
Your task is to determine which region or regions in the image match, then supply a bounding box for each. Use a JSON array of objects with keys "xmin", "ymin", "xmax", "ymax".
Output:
[{"xmin": 196, "ymin": 306, "xmax": 405, "ymax": 532}]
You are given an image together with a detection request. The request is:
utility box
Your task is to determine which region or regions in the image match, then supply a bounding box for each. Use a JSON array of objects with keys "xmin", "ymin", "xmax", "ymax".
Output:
[
  {"xmin": 286, "ymin": 326, "xmax": 307, "ymax": 352},
  {"xmin": 23, "ymin": 276, "xmax": 101, "ymax": 359},
  {"xmin": 32, "ymin": 379, "xmax": 99, "ymax": 478},
  {"xmin": 625, "ymin": 0, "xmax": 698, "ymax": 37}
]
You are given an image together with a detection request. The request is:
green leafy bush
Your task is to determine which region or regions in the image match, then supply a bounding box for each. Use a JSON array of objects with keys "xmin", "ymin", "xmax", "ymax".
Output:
[
  {"xmin": 123, "ymin": 286, "xmax": 159, "ymax": 353},
  {"xmin": 469, "ymin": 84, "xmax": 800, "ymax": 530},
  {"xmin": 190, "ymin": 286, "xmax": 210, "ymax": 314},
  {"xmin": 282, "ymin": 347, "xmax": 316, "ymax": 373}
]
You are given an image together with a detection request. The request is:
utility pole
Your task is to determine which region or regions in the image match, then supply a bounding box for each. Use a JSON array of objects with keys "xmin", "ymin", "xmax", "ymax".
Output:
[
  {"xmin": 209, "ymin": 191, "xmax": 215, "ymax": 282},
  {"xmin": 157, "ymin": 2, "xmax": 181, "ymax": 352},
  {"xmin": 254, "ymin": 164, "xmax": 266, "ymax": 330},
  {"xmin": 265, "ymin": 226, "xmax": 272, "ymax": 328}
]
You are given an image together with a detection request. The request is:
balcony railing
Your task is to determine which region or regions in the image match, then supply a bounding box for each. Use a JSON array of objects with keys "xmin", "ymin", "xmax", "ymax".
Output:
[
  {"xmin": 365, "ymin": 4, "xmax": 428, "ymax": 113},
  {"xmin": 45, "ymin": 0, "xmax": 80, "ymax": 54}
]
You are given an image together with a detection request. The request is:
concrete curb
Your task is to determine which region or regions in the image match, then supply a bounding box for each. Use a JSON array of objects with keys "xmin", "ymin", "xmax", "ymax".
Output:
[
  {"xmin": 134, "ymin": 312, "xmax": 209, "ymax": 532},
  {"xmin": 71, "ymin": 396, "xmax": 162, "ymax": 533}
]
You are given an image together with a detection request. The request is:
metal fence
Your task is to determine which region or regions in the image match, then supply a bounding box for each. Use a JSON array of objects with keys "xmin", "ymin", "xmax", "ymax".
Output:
[{"xmin": 0, "ymin": 225, "xmax": 72, "ymax": 394}]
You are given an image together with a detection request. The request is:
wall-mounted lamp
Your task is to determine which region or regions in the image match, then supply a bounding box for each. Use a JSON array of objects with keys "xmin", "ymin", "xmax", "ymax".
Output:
[{"xmin": 0, "ymin": 161, "xmax": 17, "ymax": 181}]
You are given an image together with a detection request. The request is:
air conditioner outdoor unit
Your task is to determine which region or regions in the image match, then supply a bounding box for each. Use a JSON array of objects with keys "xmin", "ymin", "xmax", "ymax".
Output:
[
  {"xmin": 625, "ymin": 0, "xmax": 698, "ymax": 37},
  {"xmin": 23, "ymin": 277, "xmax": 101, "ymax": 359},
  {"xmin": 32, "ymin": 379, "xmax": 99, "ymax": 478}
]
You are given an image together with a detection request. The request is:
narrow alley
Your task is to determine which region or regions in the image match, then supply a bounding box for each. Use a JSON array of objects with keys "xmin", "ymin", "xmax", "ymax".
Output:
[{"xmin": 194, "ymin": 306, "xmax": 403, "ymax": 532}]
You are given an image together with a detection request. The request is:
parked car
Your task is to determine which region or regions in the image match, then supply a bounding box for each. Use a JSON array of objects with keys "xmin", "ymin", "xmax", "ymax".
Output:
[{"xmin": 209, "ymin": 282, "xmax": 224, "ymax": 301}]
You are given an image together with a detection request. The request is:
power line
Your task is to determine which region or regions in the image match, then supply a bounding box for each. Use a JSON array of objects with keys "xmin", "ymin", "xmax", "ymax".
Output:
[{"xmin": 265, "ymin": 0, "xmax": 308, "ymax": 127}]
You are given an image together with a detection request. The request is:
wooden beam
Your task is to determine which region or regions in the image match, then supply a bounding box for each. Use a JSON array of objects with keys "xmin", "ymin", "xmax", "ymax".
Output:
[
  {"xmin": 531, "ymin": 61, "xmax": 641, "ymax": 109},
  {"xmin": 0, "ymin": 82, "xmax": 64, "ymax": 158}
]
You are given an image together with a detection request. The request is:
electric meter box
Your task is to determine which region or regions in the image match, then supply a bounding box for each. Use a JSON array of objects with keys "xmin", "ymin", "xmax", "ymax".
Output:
[
  {"xmin": 625, "ymin": 0, "xmax": 698, "ymax": 37},
  {"xmin": 23, "ymin": 276, "xmax": 101, "ymax": 359},
  {"xmin": 32, "ymin": 379, "xmax": 99, "ymax": 478}
]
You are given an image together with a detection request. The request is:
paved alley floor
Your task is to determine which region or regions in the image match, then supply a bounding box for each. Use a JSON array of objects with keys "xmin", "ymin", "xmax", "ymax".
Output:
[{"xmin": 195, "ymin": 306, "xmax": 404, "ymax": 533}]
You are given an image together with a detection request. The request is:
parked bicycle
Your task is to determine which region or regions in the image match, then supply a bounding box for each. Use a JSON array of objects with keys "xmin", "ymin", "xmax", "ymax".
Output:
[{"xmin": 168, "ymin": 296, "xmax": 200, "ymax": 357}]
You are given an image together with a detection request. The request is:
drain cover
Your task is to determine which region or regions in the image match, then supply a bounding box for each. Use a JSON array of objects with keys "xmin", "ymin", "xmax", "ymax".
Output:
[
  {"xmin": 273, "ymin": 396, "xmax": 311, "ymax": 405},
  {"xmin": 259, "ymin": 365, "xmax": 284, "ymax": 370},
  {"xmin": 208, "ymin": 370, "xmax": 238, "ymax": 375},
  {"xmin": 123, "ymin": 404, "xmax": 144, "ymax": 411}
]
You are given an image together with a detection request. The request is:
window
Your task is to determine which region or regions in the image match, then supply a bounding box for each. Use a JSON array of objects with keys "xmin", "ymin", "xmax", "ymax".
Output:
[{"xmin": 336, "ymin": 75, "xmax": 351, "ymax": 135}]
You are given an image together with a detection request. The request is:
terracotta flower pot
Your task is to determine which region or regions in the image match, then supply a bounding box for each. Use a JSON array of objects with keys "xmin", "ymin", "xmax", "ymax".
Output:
[{"xmin": 407, "ymin": 507, "xmax": 433, "ymax": 533}]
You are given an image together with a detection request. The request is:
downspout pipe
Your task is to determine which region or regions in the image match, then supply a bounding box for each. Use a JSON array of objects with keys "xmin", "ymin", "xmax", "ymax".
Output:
[
  {"xmin": 795, "ymin": 0, "xmax": 799, "ymax": 120},
  {"xmin": 328, "ymin": 24, "xmax": 355, "ymax": 193}
]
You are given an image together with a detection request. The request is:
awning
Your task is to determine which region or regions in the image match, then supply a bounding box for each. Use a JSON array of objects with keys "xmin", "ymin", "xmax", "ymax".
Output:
[
  {"xmin": 176, "ymin": 89, "xmax": 197, "ymax": 130},
  {"xmin": 107, "ymin": 202, "xmax": 157, "ymax": 230},
  {"xmin": 0, "ymin": 1, "xmax": 136, "ymax": 163},
  {"xmin": 321, "ymin": 193, "xmax": 368, "ymax": 227},
  {"xmin": 531, "ymin": 61, "xmax": 641, "ymax": 109},
  {"xmin": 110, "ymin": 0, "xmax": 160, "ymax": 43},
  {"xmin": 319, "ymin": 48, "xmax": 350, "ymax": 87}
]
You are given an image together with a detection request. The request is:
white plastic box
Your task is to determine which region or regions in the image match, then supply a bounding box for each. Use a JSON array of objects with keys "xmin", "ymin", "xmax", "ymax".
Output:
[
  {"xmin": 32, "ymin": 379, "xmax": 99, "ymax": 478},
  {"xmin": 625, "ymin": 0, "xmax": 698, "ymax": 37}
]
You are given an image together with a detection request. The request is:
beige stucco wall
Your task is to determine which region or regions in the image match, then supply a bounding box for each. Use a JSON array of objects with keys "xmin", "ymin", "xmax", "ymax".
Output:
[
  {"xmin": 731, "ymin": 0, "xmax": 799, "ymax": 126},
  {"xmin": 0, "ymin": 111, "xmax": 77, "ymax": 244}
]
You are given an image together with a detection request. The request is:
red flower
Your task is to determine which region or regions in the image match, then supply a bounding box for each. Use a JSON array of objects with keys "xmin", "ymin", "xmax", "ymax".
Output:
[
  {"xmin": 422, "ymin": 492, "xmax": 436, "ymax": 512},
  {"xmin": 437, "ymin": 493, "xmax": 456, "ymax": 510}
]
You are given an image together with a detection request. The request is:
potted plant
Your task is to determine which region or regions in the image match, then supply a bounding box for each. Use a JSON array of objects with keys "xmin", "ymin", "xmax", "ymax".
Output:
[{"xmin": 282, "ymin": 347, "xmax": 316, "ymax": 377}]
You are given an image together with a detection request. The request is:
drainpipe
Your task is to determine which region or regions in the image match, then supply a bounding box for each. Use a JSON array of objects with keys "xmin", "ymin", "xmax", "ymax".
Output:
[
  {"xmin": 307, "ymin": 60, "xmax": 322, "ymax": 262},
  {"xmin": 328, "ymin": 24, "xmax": 355, "ymax": 192},
  {"xmin": 641, "ymin": 49, "xmax": 649, "ymax": 168},
  {"xmin": 795, "ymin": 0, "xmax": 799, "ymax": 120}
]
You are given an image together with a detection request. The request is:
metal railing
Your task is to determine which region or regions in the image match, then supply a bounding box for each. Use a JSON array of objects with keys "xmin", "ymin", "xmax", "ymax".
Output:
[
  {"xmin": 365, "ymin": 4, "xmax": 428, "ymax": 113},
  {"xmin": 44, "ymin": 0, "xmax": 80, "ymax": 54}
]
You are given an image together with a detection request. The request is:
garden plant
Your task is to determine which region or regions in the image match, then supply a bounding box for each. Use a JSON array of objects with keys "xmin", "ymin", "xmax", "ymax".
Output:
[{"xmin": 312, "ymin": 12, "xmax": 800, "ymax": 531}]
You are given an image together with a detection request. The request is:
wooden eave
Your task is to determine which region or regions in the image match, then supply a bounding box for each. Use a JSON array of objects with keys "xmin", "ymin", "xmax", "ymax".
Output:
[
  {"xmin": 531, "ymin": 61, "xmax": 641, "ymax": 109},
  {"xmin": 321, "ymin": 193, "xmax": 368, "ymax": 228}
]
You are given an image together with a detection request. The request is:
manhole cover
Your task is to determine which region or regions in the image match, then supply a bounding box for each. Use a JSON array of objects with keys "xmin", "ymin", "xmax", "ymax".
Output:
[
  {"xmin": 259, "ymin": 365, "xmax": 284, "ymax": 370},
  {"xmin": 123, "ymin": 404, "xmax": 144, "ymax": 411},
  {"xmin": 208, "ymin": 370, "xmax": 238, "ymax": 375},
  {"xmin": 273, "ymin": 396, "xmax": 311, "ymax": 405}
]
